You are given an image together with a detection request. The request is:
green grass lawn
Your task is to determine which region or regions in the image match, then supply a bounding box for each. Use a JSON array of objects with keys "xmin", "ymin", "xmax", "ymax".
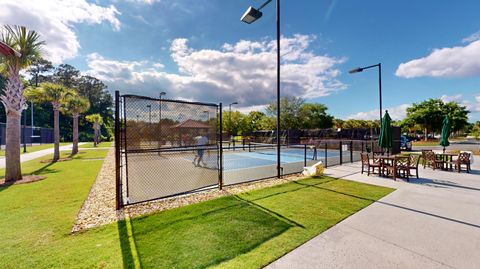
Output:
[
  {"xmin": 0, "ymin": 151, "xmax": 393, "ymax": 269},
  {"xmin": 79, "ymin": 141, "xmax": 114, "ymax": 148},
  {"xmin": 0, "ymin": 142, "xmax": 70, "ymax": 156}
]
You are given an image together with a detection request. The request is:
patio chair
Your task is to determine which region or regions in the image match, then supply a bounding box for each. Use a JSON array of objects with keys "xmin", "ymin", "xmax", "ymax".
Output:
[
  {"xmin": 360, "ymin": 153, "xmax": 381, "ymax": 176},
  {"xmin": 408, "ymin": 154, "xmax": 421, "ymax": 178},
  {"xmin": 423, "ymin": 151, "xmax": 443, "ymax": 170},
  {"xmin": 446, "ymin": 152, "xmax": 471, "ymax": 173},
  {"xmin": 385, "ymin": 156, "xmax": 410, "ymax": 181},
  {"xmin": 421, "ymin": 149, "xmax": 432, "ymax": 166}
]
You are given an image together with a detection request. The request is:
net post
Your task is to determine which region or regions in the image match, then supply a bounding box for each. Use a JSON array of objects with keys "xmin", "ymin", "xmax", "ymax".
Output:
[
  {"xmin": 114, "ymin": 90, "xmax": 121, "ymax": 209},
  {"xmin": 304, "ymin": 144, "xmax": 307, "ymax": 167},
  {"xmin": 339, "ymin": 141, "xmax": 343, "ymax": 165},
  {"xmin": 219, "ymin": 103, "xmax": 223, "ymax": 190},
  {"xmin": 324, "ymin": 142, "xmax": 328, "ymax": 168},
  {"xmin": 350, "ymin": 140, "xmax": 353, "ymax": 163}
]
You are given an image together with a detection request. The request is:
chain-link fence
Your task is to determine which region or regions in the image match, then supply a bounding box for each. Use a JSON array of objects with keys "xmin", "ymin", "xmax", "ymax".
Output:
[
  {"xmin": 115, "ymin": 92, "xmax": 398, "ymax": 208},
  {"xmin": 116, "ymin": 93, "xmax": 220, "ymax": 206}
]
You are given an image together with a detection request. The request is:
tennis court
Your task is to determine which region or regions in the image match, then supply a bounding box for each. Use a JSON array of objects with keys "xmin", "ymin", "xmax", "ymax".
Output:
[{"xmin": 223, "ymin": 143, "xmax": 347, "ymax": 185}]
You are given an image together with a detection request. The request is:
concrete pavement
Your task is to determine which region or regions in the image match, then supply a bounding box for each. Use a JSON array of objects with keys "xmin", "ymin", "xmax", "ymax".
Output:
[
  {"xmin": 266, "ymin": 158, "xmax": 480, "ymax": 269},
  {"xmin": 0, "ymin": 143, "xmax": 86, "ymax": 168}
]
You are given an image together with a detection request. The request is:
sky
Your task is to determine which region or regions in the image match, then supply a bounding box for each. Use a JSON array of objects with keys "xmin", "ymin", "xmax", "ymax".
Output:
[{"xmin": 1, "ymin": 0, "xmax": 480, "ymax": 121}]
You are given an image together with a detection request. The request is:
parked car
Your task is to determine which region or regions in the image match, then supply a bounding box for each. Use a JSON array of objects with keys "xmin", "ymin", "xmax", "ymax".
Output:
[{"xmin": 400, "ymin": 135, "xmax": 412, "ymax": 151}]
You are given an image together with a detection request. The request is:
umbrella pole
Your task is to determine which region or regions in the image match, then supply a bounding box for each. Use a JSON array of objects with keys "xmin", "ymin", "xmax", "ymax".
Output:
[{"xmin": 443, "ymin": 146, "xmax": 445, "ymax": 153}]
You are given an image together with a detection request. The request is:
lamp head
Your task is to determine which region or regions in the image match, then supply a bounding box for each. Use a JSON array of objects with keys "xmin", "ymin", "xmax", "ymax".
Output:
[
  {"xmin": 349, "ymin": 67, "xmax": 364, "ymax": 74},
  {"xmin": 160, "ymin": 91, "xmax": 166, "ymax": 96},
  {"xmin": 241, "ymin": 6, "xmax": 263, "ymax": 24},
  {"xmin": 231, "ymin": 102, "xmax": 238, "ymax": 105}
]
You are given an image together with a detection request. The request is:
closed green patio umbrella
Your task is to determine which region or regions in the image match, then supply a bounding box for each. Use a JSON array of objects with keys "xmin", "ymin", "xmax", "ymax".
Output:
[
  {"xmin": 440, "ymin": 116, "xmax": 451, "ymax": 153},
  {"xmin": 378, "ymin": 110, "xmax": 393, "ymax": 154}
]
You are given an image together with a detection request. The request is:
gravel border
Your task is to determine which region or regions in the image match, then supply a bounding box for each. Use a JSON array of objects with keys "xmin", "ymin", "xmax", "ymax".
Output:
[{"xmin": 73, "ymin": 148, "xmax": 307, "ymax": 232}]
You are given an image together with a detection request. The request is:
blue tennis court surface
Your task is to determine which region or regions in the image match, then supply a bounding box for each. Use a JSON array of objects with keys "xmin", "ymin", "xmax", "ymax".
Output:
[{"xmin": 224, "ymin": 149, "xmax": 339, "ymax": 171}]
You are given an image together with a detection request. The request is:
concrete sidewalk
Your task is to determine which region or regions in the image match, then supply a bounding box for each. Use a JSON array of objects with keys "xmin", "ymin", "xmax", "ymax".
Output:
[
  {"xmin": 267, "ymin": 160, "xmax": 480, "ymax": 269},
  {"xmin": 0, "ymin": 143, "xmax": 86, "ymax": 168}
]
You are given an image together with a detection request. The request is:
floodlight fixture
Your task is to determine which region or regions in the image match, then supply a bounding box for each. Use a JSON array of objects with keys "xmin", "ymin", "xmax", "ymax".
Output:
[{"xmin": 241, "ymin": 6, "xmax": 263, "ymax": 24}]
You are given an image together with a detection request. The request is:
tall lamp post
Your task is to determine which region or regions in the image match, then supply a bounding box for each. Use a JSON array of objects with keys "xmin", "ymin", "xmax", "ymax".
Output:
[
  {"xmin": 158, "ymin": 91, "xmax": 166, "ymax": 151},
  {"xmin": 146, "ymin": 105, "xmax": 152, "ymax": 124},
  {"xmin": 241, "ymin": 0, "xmax": 281, "ymax": 178},
  {"xmin": 349, "ymin": 63, "xmax": 383, "ymax": 124},
  {"xmin": 228, "ymin": 102, "xmax": 238, "ymax": 144}
]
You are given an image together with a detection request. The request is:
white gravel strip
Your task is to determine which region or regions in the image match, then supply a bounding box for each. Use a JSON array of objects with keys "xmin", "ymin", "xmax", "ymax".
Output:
[{"xmin": 73, "ymin": 147, "xmax": 307, "ymax": 232}]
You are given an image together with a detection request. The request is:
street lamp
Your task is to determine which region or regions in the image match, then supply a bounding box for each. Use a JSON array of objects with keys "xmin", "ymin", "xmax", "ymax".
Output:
[
  {"xmin": 158, "ymin": 91, "xmax": 166, "ymax": 151},
  {"xmin": 349, "ymin": 63, "xmax": 383, "ymax": 124},
  {"xmin": 228, "ymin": 102, "xmax": 238, "ymax": 144},
  {"xmin": 241, "ymin": 0, "xmax": 281, "ymax": 178},
  {"xmin": 203, "ymin": 110, "xmax": 210, "ymax": 121},
  {"xmin": 146, "ymin": 105, "xmax": 152, "ymax": 124}
]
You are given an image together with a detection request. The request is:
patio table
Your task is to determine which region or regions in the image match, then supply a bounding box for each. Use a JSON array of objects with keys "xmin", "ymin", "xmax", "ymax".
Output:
[
  {"xmin": 374, "ymin": 155, "xmax": 396, "ymax": 177},
  {"xmin": 435, "ymin": 153, "xmax": 457, "ymax": 170}
]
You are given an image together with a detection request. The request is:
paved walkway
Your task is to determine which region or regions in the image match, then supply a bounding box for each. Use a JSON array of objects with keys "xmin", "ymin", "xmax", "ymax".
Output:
[
  {"xmin": 267, "ymin": 159, "xmax": 480, "ymax": 269},
  {"xmin": 0, "ymin": 143, "xmax": 86, "ymax": 168}
]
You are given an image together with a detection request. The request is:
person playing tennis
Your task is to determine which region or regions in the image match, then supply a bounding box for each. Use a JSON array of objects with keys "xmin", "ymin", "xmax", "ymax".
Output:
[{"xmin": 193, "ymin": 132, "xmax": 208, "ymax": 167}]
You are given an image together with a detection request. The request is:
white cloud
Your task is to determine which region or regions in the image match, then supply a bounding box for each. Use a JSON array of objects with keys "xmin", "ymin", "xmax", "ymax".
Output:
[
  {"xmin": 440, "ymin": 94, "xmax": 463, "ymax": 103},
  {"xmin": 462, "ymin": 31, "xmax": 480, "ymax": 43},
  {"xmin": 85, "ymin": 34, "xmax": 347, "ymax": 109},
  {"xmin": 395, "ymin": 40, "xmax": 480, "ymax": 78},
  {"xmin": 0, "ymin": 0, "xmax": 121, "ymax": 64},
  {"xmin": 347, "ymin": 104, "xmax": 410, "ymax": 121},
  {"xmin": 473, "ymin": 95, "xmax": 480, "ymax": 112}
]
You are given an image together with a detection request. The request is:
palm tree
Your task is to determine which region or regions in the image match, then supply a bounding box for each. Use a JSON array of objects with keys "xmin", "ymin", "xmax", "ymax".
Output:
[
  {"xmin": 0, "ymin": 25, "xmax": 44, "ymax": 182},
  {"xmin": 25, "ymin": 83, "xmax": 76, "ymax": 162},
  {"xmin": 85, "ymin": 114, "xmax": 103, "ymax": 147},
  {"xmin": 64, "ymin": 97, "xmax": 90, "ymax": 155}
]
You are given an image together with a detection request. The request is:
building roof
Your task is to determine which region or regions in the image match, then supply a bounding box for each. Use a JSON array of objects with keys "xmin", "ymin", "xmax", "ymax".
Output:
[{"xmin": 171, "ymin": 119, "xmax": 211, "ymax": 129}]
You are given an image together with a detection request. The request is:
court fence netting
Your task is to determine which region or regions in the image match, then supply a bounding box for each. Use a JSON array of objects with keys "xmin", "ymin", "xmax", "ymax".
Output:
[{"xmin": 115, "ymin": 92, "xmax": 393, "ymax": 209}]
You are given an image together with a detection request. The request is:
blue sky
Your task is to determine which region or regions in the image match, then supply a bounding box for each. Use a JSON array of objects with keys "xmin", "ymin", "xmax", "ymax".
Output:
[{"xmin": 2, "ymin": 0, "xmax": 480, "ymax": 121}]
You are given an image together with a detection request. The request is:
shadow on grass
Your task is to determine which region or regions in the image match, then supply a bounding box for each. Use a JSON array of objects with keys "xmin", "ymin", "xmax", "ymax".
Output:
[
  {"xmin": 117, "ymin": 196, "xmax": 293, "ymax": 269},
  {"xmin": 295, "ymin": 180, "xmax": 480, "ymax": 229},
  {"xmin": 30, "ymin": 161, "xmax": 59, "ymax": 176}
]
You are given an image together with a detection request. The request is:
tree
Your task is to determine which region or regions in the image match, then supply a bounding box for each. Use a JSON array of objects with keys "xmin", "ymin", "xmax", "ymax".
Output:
[
  {"xmin": 76, "ymin": 75, "xmax": 113, "ymax": 140},
  {"xmin": 25, "ymin": 83, "xmax": 76, "ymax": 161},
  {"xmin": 86, "ymin": 114, "xmax": 103, "ymax": 147},
  {"xmin": 443, "ymin": 101, "xmax": 469, "ymax": 133},
  {"xmin": 64, "ymin": 97, "xmax": 90, "ymax": 155},
  {"xmin": 243, "ymin": 111, "xmax": 275, "ymax": 133},
  {"xmin": 299, "ymin": 103, "xmax": 334, "ymax": 129},
  {"xmin": 0, "ymin": 25, "xmax": 44, "ymax": 182},
  {"xmin": 27, "ymin": 57, "xmax": 53, "ymax": 87},
  {"xmin": 405, "ymin": 99, "xmax": 469, "ymax": 140},
  {"xmin": 222, "ymin": 110, "xmax": 245, "ymax": 136},
  {"xmin": 53, "ymin": 64, "xmax": 79, "ymax": 88},
  {"xmin": 266, "ymin": 96, "xmax": 305, "ymax": 130}
]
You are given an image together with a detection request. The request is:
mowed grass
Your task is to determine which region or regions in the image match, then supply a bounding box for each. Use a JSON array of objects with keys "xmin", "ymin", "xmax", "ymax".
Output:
[
  {"xmin": 0, "ymin": 142, "xmax": 70, "ymax": 156},
  {"xmin": 0, "ymin": 149, "xmax": 126, "ymax": 268},
  {"xmin": 79, "ymin": 141, "xmax": 114, "ymax": 148},
  {"xmin": 128, "ymin": 177, "xmax": 394, "ymax": 269},
  {"xmin": 0, "ymin": 149, "xmax": 393, "ymax": 269}
]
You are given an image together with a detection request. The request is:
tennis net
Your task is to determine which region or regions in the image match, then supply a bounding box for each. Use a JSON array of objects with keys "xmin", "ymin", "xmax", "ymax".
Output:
[{"xmin": 248, "ymin": 142, "xmax": 317, "ymax": 160}]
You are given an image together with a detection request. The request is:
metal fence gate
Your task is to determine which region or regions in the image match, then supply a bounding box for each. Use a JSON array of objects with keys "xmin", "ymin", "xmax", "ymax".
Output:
[{"xmin": 115, "ymin": 92, "xmax": 221, "ymax": 207}]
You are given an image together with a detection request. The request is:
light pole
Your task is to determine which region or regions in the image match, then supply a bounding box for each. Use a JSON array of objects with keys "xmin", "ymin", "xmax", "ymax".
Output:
[
  {"xmin": 241, "ymin": 0, "xmax": 281, "ymax": 178},
  {"xmin": 228, "ymin": 102, "xmax": 238, "ymax": 140},
  {"xmin": 203, "ymin": 110, "xmax": 210, "ymax": 122},
  {"xmin": 158, "ymin": 91, "xmax": 166, "ymax": 151},
  {"xmin": 349, "ymin": 63, "xmax": 383, "ymax": 124},
  {"xmin": 146, "ymin": 105, "xmax": 152, "ymax": 124}
]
